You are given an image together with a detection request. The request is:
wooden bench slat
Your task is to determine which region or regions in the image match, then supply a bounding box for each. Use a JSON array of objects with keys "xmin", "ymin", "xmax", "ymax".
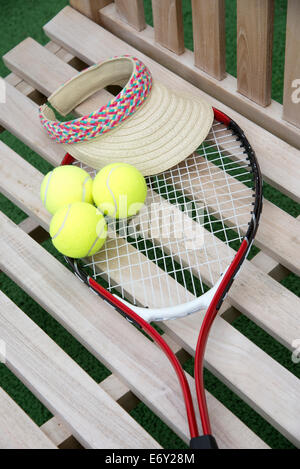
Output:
[
  {"xmin": 3, "ymin": 38, "xmax": 300, "ymax": 280},
  {"xmin": 0, "ymin": 84, "xmax": 64, "ymax": 166},
  {"xmin": 0, "ymin": 143, "xmax": 298, "ymax": 446},
  {"xmin": 151, "ymin": 0, "xmax": 184, "ymax": 55},
  {"xmin": 0, "ymin": 212, "xmax": 268, "ymax": 449},
  {"xmin": 0, "ymin": 288, "xmax": 159, "ymax": 449},
  {"xmin": 282, "ymin": 0, "xmax": 300, "ymax": 129},
  {"xmin": 3, "ymin": 38, "xmax": 112, "ymax": 112},
  {"xmin": 236, "ymin": 0, "xmax": 274, "ymax": 107},
  {"xmin": 44, "ymin": 5, "xmax": 300, "ymax": 203},
  {"xmin": 40, "ymin": 342, "xmax": 266, "ymax": 449},
  {"xmin": 115, "ymin": 0, "xmax": 146, "ymax": 32},
  {"xmin": 41, "ymin": 374, "xmax": 138, "ymax": 448},
  {"xmin": 251, "ymin": 250, "xmax": 289, "ymax": 282},
  {"xmin": 191, "ymin": 0, "xmax": 226, "ymax": 80},
  {"xmin": 4, "ymin": 38, "xmax": 78, "ymax": 98},
  {"xmin": 1, "ymin": 41, "xmax": 63, "ymax": 111},
  {"xmin": 5, "ymin": 73, "xmax": 23, "ymax": 87},
  {"xmin": 44, "ymin": 40, "xmax": 62, "ymax": 54},
  {"xmin": 0, "ymin": 386, "xmax": 57, "ymax": 449}
]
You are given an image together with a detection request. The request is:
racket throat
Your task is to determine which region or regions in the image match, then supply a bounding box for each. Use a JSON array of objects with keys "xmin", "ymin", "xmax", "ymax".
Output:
[{"xmin": 113, "ymin": 267, "xmax": 230, "ymax": 323}]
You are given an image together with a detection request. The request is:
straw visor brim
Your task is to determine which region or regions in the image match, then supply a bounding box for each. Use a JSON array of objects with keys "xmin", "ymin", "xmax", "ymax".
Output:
[{"xmin": 64, "ymin": 81, "xmax": 214, "ymax": 176}]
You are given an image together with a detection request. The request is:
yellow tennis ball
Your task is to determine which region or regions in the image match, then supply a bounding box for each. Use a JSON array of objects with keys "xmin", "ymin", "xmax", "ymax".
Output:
[
  {"xmin": 92, "ymin": 163, "xmax": 147, "ymax": 219},
  {"xmin": 40, "ymin": 165, "xmax": 93, "ymax": 215},
  {"xmin": 50, "ymin": 202, "xmax": 107, "ymax": 258}
]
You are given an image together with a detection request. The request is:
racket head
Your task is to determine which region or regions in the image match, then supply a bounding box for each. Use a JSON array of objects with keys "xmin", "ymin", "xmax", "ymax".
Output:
[{"xmin": 63, "ymin": 108, "xmax": 263, "ymax": 322}]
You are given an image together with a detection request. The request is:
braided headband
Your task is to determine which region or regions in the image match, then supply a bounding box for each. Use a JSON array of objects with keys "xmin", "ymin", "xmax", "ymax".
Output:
[{"xmin": 39, "ymin": 56, "xmax": 153, "ymax": 145}]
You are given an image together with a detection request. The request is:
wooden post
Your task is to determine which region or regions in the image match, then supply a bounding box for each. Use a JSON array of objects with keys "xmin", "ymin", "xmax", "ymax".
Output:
[
  {"xmin": 282, "ymin": 0, "xmax": 300, "ymax": 129},
  {"xmin": 191, "ymin": 0, "xmax": 226, "ymax": 80},
  {"xmin": 69, "ymin": 0, "xmax": 113, "ymax": 23},
  {"xmin": 151, "ymin": 0, "xmax": 185, "ymax": 55},
  {"xmin": 237, "ymin": 0, "xmax": 274, "ymax": 107},
  {"xmin": 115, "ymin": 0, "xmax": 146, "ymax": 31}
]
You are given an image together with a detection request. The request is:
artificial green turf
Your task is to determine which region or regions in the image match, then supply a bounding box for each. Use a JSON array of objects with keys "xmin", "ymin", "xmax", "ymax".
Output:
[{"xmin": 0, "ymin": 0, "xmax": 299, "ymax": 449}]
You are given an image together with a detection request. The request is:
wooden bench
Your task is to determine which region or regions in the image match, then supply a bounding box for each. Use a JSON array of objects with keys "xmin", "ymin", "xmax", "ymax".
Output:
[{"xmin": 0, "ymin": 0, "xmax": 299, "ymax": 449}]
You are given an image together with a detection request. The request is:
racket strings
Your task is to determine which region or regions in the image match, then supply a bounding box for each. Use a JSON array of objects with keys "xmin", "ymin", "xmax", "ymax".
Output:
[{"xmin": 76, "ymin": 121, "xmax": 255, "ymax": 308}]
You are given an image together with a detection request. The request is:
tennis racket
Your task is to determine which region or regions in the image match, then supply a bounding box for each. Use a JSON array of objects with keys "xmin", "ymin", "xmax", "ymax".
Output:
[{"xmin": 61, "ymin": 108, "xmax": 263, "ymax": 449}]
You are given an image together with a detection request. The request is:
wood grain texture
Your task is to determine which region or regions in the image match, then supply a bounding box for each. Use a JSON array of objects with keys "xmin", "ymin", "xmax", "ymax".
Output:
[
  {"xmin": 70, "ymin": 0, "xmax": 112, "ymax": 23},
  {"xmin": 3, "ymin": 41, "xmax": 63, "ymax": 106},
  {"xmin": 282, "ymin": 0, "xmax": 300, "ymax": 128},
  {"xmin": 191, "ymin": 0, "xmax": 226, "ymax": 80},
  {"xmin": 237, "ymin": 0, "xmax": 274, "ymax": 106},
  {"xmin": 41, "ymin": 374, "xmax": 139, "ymax": 448},
  {"xmin": 151, "ymin": 0, "xmax": 184, "ymax": 54},
  {"xmin": 0, "ymin": 83, "xmax": 64, "ymax": 167},
  {"xmin": 99, "ymin": 3, "xmax": 300, "ymax": 151},
  {"xmin": 19, "ymin": 217, "xmax": 41, "ymax": 235},
  {"xmin": 0, "ymin": 387, "xmax": 56, "ymax": 449},
  {"xmin": 115, "ymin": 0, "xmax": 146, "ymax": 31},
  {"xmin": 222, "ymin": 244, "xmax": 291, "ymax": 324},
  {"xmin": 3, "ymin": 38, "xmax": 112, "ymax": 111},
  {"xmin": 0, "ymin": 289, "xmax": 159, "ymax": 449}
]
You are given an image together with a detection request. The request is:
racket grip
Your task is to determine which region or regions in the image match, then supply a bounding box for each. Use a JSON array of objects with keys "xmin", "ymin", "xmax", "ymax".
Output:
[{"xmin": 190, "ymin": 435, "xmax": 218, "ymax": 449}]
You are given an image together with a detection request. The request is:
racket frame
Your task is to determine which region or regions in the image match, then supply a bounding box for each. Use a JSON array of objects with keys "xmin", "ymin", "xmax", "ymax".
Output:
[{"xmin": 63, "ymin": 108, "xmax": 262, "ymax": 324}]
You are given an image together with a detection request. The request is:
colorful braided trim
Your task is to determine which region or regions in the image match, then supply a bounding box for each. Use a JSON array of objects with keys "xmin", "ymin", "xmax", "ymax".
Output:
[{"xmin": 38, "ymin": 56, "xmax": 153, "ymax": 145}]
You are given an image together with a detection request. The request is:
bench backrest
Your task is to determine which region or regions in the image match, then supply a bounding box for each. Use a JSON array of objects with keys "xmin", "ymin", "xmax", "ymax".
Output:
[{"xmin": 69, "ymin": 0, "xmax": 300, "ymax": 147}]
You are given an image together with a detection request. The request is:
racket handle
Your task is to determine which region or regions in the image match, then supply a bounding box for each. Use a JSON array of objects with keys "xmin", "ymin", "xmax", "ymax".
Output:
[{"xmin": 190, "ymin": 435, "xmax": 218, "ymax": 449}]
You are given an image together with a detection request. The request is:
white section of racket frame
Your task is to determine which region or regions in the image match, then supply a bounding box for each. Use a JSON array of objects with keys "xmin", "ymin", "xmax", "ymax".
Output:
[{"xmin": 114, "ymin": 267, "xmax": 230, "ymax": 322}]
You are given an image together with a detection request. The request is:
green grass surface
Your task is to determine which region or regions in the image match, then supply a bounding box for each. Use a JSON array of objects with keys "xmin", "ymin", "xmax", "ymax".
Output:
[{"xmin": 0, "ymin": 0, "xmax": 299, "ymax": 449}]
